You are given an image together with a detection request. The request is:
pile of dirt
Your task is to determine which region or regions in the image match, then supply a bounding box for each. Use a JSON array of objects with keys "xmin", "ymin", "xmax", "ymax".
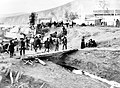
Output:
[
  {"xmin": 2, "ymin": 59, "xmax": 109, "ymax": 88},
  {"xmin": 64, "ymin": 50, "xmax": 120, "ymax": 83},
  {"xmin": 98, "ymin": 37, "xmax": 120, "ymax": 48},
  {"xmin": 65, "ymin": 27, "xmax": 120, "ymax": 49}
]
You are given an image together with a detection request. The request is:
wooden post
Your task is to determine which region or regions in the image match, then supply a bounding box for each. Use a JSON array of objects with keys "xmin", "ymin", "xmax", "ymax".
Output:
[
  {"xmin": 10, "ymin": 70, "xmax": 14, "ymax": 84},
  {"xmin": 40, "ymin": 83, "xmax": 46, "ymax": 88},
  {"xmin": 35, "ymin": 58, "xmax": 46, "ymax": 66},
  {"xmin": 15, "ymin": 71, "xmax": 20, "ymax": 83}
]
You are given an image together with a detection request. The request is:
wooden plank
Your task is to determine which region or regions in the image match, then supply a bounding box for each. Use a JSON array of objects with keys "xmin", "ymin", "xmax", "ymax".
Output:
[
  {"xmin": 35, "ymin": 58, "xmax": 46, "ymax": 66},
  {"xmin": 21, "ymin": 49, "xmax": 78, "ymax": 65},
  {"xmin": 23, "ymin": 49, "xmax": 78, "ymax": 60}
]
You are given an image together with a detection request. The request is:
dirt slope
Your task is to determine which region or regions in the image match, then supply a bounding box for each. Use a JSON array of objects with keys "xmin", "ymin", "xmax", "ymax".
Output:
[
  {"xmin": 10, "ymin": 61, "xmax": 109, "ymax": 88},
  {"xmin": 0, "ymin": 26, "xmax": 120, "ymax": 88},
  {"xmin": 64, "ymin": 26, "xmax": 120, "ymax": 49},
  {"xmin": 64, "ymin": 50, "xmax": 120, "ymax": 83}
]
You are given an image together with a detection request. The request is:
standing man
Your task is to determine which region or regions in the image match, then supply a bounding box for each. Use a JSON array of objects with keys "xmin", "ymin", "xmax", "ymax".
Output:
[
  {"xmin": 44, "ymin": 38, "xmax": 50, "ymax": 52},
  {"xmin": 116, "ymin": 19, "xmax": 119, "ymax": 27},
  {"xmin": 25, "ymin": 37, "xmax": 30, "ymax": 50},
  {"xmin": 30, "ymin": 37, "xmax": 34, "ymax": 50},
  {"xmin": 14, "ymin": 38, "xmax": 19, "ymax": 51},
  {"xmin": 8, "ymin": 40, "xmax": 15, "ymax": 58},
  {"xmin": 49, "ymin": 35, "xmax": 53, "ymax": 50},
  {"xmin": 55, "ymin": 38, "xmax": 59, "ymax": 51},
  {"xmin": 33, "ymin": 36, "xmax": 38, "ymax": 52},
  {"xmin": 81, "ymin": 36, "xmax": 85, "ymax": 49},
  {"xmin": 20, "ymin": 38, "xmax": 25, "ymax": 56},
  {"xmin": 37, "ymin": 36, "xmax": 41, "ymax": 50},
  {"xmin": 62, "ymin": 26, "xmax": 67, "ymax": 36},
  {"xmin": 62, "ymin": 36, "xmax": 67, "ymax": 50}
]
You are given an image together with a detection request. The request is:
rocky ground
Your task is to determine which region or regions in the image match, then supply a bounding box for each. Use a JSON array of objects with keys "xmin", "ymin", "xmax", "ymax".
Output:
[{"xmin": 0, "ymin": 26, "xmax": 120, "ymax": 88}]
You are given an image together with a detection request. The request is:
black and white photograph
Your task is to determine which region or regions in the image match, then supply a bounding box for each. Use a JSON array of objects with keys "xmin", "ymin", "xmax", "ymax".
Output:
[{"xmin": 0, "ymin": 0, "xmax": 120, "ymax": 88}]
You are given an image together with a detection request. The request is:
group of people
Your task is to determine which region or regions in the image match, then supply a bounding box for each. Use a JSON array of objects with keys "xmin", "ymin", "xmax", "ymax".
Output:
[
  {"xmin": 0, "ymin": 38, "xmax": 26, "ymax": 58},
  {"xmin": 7, "ymin": 38, "xmax": 26, "ymax": 58},
  {"xmin": 86, "ymin": 39, "xmax": 97, "ymax": 47},
  {"xmin": 36, "ymin": 20, "xmax": 76, "ymax": 29},
  {"xmin": 81, "ymin": 37, "xmax": 97, "ymax": 49},
  {"xmin": 0, "ymin": 25, "xmax": 98, "ymax": 58},
  {"xmin": 44, "ymin": 33, "xmax": 67, "ymax": 52},
  {"xmin": 0, "ymin": 26, "xmax": 68, "ymax": 58}
]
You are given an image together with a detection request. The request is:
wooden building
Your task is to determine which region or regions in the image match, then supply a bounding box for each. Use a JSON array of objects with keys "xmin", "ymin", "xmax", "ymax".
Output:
[{"xmin": 93, "ymin": 10, "xmax": 120, "ymax": 26}]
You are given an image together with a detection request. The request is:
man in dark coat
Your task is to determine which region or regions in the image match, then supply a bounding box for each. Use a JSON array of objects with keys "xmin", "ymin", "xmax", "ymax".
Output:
[
  {"xmin": 62, "ymin": 36, "xmax": 67, "ymax": 50},
  {"xmin": 20, "ymin": 38, "xmax": 25, "ymax": 56},
  {"xmin": 44, "ymin": 38, "xmax": 50, "ymax": 52},
  {"xmin": 62, "ymin": 26, "xmax": 67, "ymax": 36},
  {"xmin": 8, "ymin": 40, "xmax": 15, "ymax": 58},
  {"xmin": 55, "ymin": 38, "xmax": 59, "ymax": 51},
  {"xmin": 88, "ymin": 39, "xmax": 93, "ymax": 47},
  {"xmin": 92, "ymin": 40, "xmax": 97, "ymax": 47},
  {"xmin": 33, "ymin": 36, "xmax": 38, "ymax": 52},
  {"xmin": 25, "ymin": 37, "xmax": 30, "ymax": 50},
  {"xmin": 14, "ymin": 38, "xmax": 19, "ymax": 51},
  {"xmin": 116, "ymin": 19, "xmax": 120, "ymax": 27},
  {"xmin": 37, "ymin": 36, "xmax": 41, "ymax": 50},
  {"xmin": 81, "ymin": 36, "xmax": 85, "ymax": 49}
]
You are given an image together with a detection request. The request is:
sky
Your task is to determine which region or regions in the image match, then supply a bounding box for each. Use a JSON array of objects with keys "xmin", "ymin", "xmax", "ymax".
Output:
[
  {"xmin": 0, "ymin": 0, "xmax": 119, "ymax": 16},
  {"xmin": 0, "ymin": 0, "xmax": 73, "ymax": 14}
]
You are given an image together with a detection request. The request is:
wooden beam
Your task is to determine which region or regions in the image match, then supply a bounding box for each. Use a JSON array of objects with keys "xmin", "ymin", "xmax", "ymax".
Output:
[
  {"xmin": 35, "ymin": 58, "xmax": 46, "ymax": 66},
  {"xmin": 22, "ymin": 49, "xmax": 78, "ymax": 60}
]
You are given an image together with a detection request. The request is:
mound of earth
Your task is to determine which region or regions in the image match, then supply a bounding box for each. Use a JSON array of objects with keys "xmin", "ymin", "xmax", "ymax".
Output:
[
  {"xmin": 0, "ymin": 26, "xmax": 120, "ymax": 88},
  {"xmin": 46, "ymin": 26, "xmax": 120, "ymax": 49},
  {"xmin": 0, "ymin": 58, "xmax": 109, "ymax": 88},
  {"xmin": 64, "ymin": 50, "xmax": 120, "ymax": 83}
]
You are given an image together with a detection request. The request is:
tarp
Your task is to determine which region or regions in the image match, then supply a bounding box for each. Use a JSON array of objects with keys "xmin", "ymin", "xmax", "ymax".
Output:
[{"xmin": 20, "ymin": 27, "xmax": 31, "ymax": 34}]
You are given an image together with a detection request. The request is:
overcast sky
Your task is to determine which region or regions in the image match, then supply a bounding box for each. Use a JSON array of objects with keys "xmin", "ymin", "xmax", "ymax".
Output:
[
  {"xmin": 0, "ymin": 0, "xmax": 73, "ymax": 14},
  {"xmin": 0, "ymin": 0, "xmax": 119, "ymax": 15}
]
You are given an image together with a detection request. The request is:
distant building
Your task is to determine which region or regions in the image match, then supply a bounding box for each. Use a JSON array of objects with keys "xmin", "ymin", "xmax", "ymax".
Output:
[{"xmin": 93, "ymin": 10, "xmax": 120, "ymax": 26}]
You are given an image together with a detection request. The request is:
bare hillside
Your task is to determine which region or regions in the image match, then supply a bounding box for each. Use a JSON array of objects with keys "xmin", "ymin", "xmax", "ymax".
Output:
[{"xmin": 0, "ymin": 0, "xmax": 120, "ymax": 25}]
